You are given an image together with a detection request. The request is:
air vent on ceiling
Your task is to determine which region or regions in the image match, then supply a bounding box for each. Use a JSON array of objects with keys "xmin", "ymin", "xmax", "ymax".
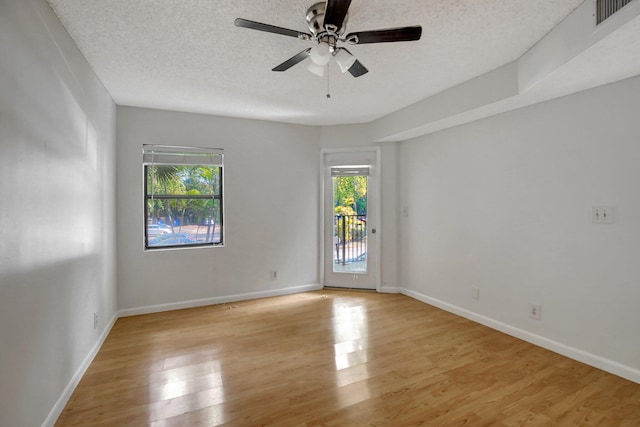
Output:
[{"xmin": 596, "ymin": 0, "xmax": 634, "ymax": 25}]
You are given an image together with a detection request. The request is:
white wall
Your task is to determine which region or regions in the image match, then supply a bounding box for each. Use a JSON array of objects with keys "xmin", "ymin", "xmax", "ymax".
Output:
[
  {"xmin": 0, "ymin": 1, "xmax": 117, "ymax": 426},
  {"xmin": 116, "ymin": 107, "xmax": 321, "ymax": 311},
  {"xmin": 399, "ymin": 76, "xmax": 640, "ymax": 380}
]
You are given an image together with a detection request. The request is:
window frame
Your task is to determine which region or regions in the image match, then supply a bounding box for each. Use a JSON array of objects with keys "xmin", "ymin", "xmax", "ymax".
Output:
[{"xmin": 143, "ymin": 145, "xmax": 224, "ymax": 251}]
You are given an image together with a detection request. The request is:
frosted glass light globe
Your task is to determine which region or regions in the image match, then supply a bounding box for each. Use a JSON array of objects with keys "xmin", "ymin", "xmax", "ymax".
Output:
[
  {"xmin": 310, "ymin": 42, "xmax": 331, "ymax": 66},
  {"xmin": 334, "ymin": 48, "xmax": 356, "ymax": 73},
  {"xmin": 307, "ymin": 62, "xmax": 326, "ymax": 77}
]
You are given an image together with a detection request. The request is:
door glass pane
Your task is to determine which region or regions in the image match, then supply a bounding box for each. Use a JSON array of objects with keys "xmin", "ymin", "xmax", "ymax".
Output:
[{"xmin": 332, "ymin": 175, "xmax": 367, "ymax": 273}]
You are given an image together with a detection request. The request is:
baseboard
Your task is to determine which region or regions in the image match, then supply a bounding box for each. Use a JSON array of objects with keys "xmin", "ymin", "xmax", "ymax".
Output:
[
  {"xmin": 401, "ymin": 288, "xmax": 640, "ymax": 385},
  {"xmin": 41, "ymin": 310, "xmax": 119, "ymax": 427},
  {"xmin": 118, "ymin": 283, "xmax": 324, "ymax": 317},
  {"xmin": 379, "ymin": 286, "xmax": 401, "ymax": 294}
]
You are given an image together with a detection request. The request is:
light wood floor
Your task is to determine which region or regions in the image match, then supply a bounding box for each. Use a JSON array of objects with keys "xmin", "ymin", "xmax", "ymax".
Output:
[{"xmin": 56, "ymin": 290, "xmax": 640, "ymax": 426}]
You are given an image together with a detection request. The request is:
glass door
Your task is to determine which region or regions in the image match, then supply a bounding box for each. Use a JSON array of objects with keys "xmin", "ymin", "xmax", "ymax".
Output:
[
  {"xmin": 323, "ymin": 150, "xmax": 378, "ymax": 290},
  {"xmin": 332, "ymin": 170, "xmax": 368, "ymax": 273}
]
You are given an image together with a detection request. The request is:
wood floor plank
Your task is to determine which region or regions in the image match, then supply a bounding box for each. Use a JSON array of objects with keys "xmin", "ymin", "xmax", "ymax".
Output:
[{"xmin": 55, "ymin": 290, "xmax": 640, "ymax": 426}]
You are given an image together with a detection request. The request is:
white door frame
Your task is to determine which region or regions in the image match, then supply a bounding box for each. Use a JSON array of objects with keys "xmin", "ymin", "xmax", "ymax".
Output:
[{"xmin": 320, "ymin": 147, "xmax": 381, "ymax": 291}]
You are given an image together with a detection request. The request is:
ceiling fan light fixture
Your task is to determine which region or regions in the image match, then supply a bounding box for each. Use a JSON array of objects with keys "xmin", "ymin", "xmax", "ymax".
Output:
[
  {"xmin": 234, "ymin": 2, "xmax": 421, "ymax": 82},
  {"xmin": 334, "ymin": 48, "xmax": 356, "ymax": 73},
  {"xmin": 310, "ymin": 42, "xmax": 331, "ymax": 65},
  {"xmin": 307, "ymin": 62, "xmax": 326, "ymax": 77}
]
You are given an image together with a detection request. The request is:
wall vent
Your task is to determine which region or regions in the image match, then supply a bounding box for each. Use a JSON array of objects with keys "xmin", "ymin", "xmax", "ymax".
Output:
[{"xmin": 596, "ymin": 0, "xmax": 634, "ymax": 25}]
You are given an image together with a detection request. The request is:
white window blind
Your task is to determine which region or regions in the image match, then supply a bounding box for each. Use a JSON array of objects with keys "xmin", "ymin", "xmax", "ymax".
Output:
[
  {"xmin": 143, "ymin": 145, "xmax": 223, "ymax": 166},
  {"xmin": 331, "ymin": 165, "xmax": 370, "ymax": 177}
]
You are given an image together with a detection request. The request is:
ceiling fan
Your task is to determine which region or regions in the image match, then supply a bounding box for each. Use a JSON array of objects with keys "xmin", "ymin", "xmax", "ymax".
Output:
[{"xmin": 234, "ymin": 0, "xmax": 422, "ymax": 79}]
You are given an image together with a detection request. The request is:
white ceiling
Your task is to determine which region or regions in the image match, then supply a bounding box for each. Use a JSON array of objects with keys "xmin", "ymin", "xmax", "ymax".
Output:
[{"xmin": 47, "ymin": 0, "xmax": 622, "ymax": 126}]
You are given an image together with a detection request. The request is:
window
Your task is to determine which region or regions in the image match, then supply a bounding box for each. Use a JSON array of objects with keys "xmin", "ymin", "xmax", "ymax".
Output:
[{"xmin": 143, "ymin": 145, "xmax": 224, "ymax": 250}]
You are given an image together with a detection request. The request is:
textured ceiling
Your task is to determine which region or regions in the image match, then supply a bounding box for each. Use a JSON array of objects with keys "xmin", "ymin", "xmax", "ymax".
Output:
[{"xmin": 47, "ymin": 0, "xmax": 586, "ymax": 125}]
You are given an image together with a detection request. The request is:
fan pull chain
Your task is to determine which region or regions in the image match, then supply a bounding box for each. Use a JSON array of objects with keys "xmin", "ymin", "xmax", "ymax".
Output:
[{"xmin": 326, "ymin": 62, "xmax": 331, "ymax": 99}]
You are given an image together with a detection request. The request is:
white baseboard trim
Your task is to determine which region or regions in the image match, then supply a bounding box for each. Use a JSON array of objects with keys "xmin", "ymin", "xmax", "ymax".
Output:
[
  {"xmin": 41, "ymin": 311, "xmax": 119, "ymax": 427},
  {"xmin": 118, "ymin": 283, "xmax": 324, "ymax": 317},
  {"xmin": 379, "ymin": 286, "xmax": 401, "ymax": 294},
  {"xmin": 401, "ymin": 288, "xmax": 640, "ymax": 385}
]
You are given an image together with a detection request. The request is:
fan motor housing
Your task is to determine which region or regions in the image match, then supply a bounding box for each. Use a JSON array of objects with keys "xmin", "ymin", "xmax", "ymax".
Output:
[{"xmin": 306, "ymin": 2, "xmax": 348, "ymax": 36}]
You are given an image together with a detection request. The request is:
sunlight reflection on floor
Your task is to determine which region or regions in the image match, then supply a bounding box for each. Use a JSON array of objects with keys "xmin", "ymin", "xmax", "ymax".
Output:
[{"xmin": 332, "ymin": 300, "xmax": 372, "ymax": 405}]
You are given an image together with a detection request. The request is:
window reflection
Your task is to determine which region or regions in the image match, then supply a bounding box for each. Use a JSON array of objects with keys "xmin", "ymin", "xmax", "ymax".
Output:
[
  {"xmin": 331, "ymin": 303, "xmax": 368, "ymax": 344},
  {"xmin": 159, "ymin": 377, "xmax": 187, "ymax": 400},
  {"xmin": 331, "ymin": 299, "xmax": 372, "ymax": 405},
  {"xmin": 149, "ymin": 359, "xmax": 226, "ymax": 424}
]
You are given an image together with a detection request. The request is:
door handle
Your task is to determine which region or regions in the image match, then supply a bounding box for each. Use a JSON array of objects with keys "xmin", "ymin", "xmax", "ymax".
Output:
[{"xmin": 371, "ymin": 228, "xmax": 377, "ymax": 234}]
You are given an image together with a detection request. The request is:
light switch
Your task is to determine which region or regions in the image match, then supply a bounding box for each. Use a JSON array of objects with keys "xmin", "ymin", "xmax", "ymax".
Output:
[{"xmin": 592, "ymin": 206, "xmax": 613, "ymax": 224}]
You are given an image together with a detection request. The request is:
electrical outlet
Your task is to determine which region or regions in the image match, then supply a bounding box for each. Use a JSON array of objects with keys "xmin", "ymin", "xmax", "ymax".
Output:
[
  {"xmin": 270, "ymin": 270, "xmax": 278, "ymax": 280},
  {"xmin": 93, "ymin": 312, "xmax": 98, "ymax": 330},
  {"xmin": 529, "ymin": 304, "xmax": 541, "ymax": 320},
  {"xmin": 592, "ymin": 206, "xmax": 613, "ymax": 224},
  {"xmin": 472, "ymin": 287, "xmax": 480, "ymax": 300}
]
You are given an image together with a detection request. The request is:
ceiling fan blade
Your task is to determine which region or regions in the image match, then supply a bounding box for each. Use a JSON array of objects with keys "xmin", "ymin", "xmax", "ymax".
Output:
[
  {"xmin": 348, "ymin": 60, "xmax": 369, "ymax": 78},
  {"xmin": 234, "ymin": 18, "xmax": 311, "ymax": 39},
  {"xmin": 272, "ymin": 49, "xmax": 312, "ymax": 72},
  {"xmin": 324, "ymin": 0, "xmax": 352, "ymax": 30},
  {"xmin": 346, "ymin": 26, "xmax": 422, "ymax": 44}
]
